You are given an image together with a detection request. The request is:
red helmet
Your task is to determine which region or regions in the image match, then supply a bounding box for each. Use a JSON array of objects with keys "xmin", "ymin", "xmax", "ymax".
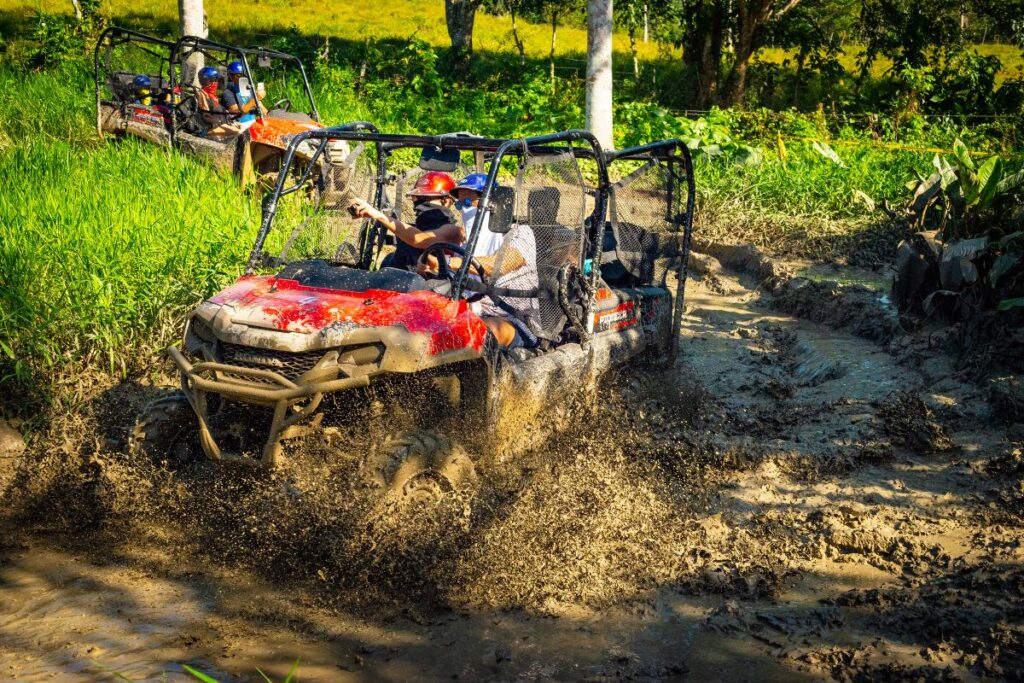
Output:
[{"xmin": 408, "ymin": 171, "xmax": 455, "ymax": 198}]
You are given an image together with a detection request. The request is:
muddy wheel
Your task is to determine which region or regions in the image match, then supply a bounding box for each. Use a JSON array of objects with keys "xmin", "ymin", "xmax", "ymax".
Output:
[
  {"xmin": 364, "ymin": 429, "xmax": 476, "ymax": 507},
  {"xmin": 129, "ymin": 392, "xmax": 194, "ymax": 461}
]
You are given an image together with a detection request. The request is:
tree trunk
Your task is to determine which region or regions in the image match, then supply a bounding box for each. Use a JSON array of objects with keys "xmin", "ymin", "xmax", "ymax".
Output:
[
  {"xmin": 178, "ymin": 0, "xmax": 207, "ymax": 83},
  {"xmin": 682, "ymin": 0, "xmax": 726, "ymax": 109},
  {"xmin": 445, "ymin": 0, "xmax": 477, "ymax": 66},
  {"xmin": 586, "ymin": 0, "xmax": 614, "ymax": 150},
  {"xmin": 643, "ymin": 3, "xmax": 649, "ymax": 42},
  {"xmin": 549, "ymin": 11, "xmax": 558, "ymax": 89},
  {"xmin": 721, "ymin": 0, "xmax": 803, "ymax": 107},
  {"xmin": 511, "ymin": 4, "xmax": 525, "ymax": 61},
  {"xmin": 629, "ymin": 25, "xmax": 639, "ymax": 80},
  {"xmin": 70, "ymin": 0, "xmax": 83, "ymax": 20},
  {"xmin": 792, "ymin": 49, "xmax": 805, "ymax": 108},
  {"xmin": 178, "ymin": 0, "xmax": 207, "ymax": 37}
]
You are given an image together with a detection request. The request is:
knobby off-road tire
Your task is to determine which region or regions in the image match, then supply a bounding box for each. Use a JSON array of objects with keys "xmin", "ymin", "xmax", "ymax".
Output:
[
  {"xmin": 129, "ymin": 391, "xmax": 194, "ymax": 462},
  {"xmin": 363, "ymin": 429, "xmax": 476, "ymax": 508}
]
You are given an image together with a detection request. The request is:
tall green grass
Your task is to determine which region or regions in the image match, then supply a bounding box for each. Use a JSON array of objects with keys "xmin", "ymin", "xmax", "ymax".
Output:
[{"xmin": 0, "ymin": 138, "xmax": 253, "ymax": 387}]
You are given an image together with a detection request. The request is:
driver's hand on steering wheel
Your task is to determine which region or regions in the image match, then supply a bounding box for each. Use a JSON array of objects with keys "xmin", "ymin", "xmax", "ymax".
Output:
[{"xmin": 416, "ymin": 253, "xmax": 440, "ymax": 278}]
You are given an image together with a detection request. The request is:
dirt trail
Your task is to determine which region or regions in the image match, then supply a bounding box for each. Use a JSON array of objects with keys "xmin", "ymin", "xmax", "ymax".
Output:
[{"xmin": 1, "ymin": 249, "xmax": 1021, "ymax": 681}]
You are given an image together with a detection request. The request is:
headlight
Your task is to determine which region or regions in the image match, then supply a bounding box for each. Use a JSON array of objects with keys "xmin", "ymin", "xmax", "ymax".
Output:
[{"xmin": 187, "ymin": 316, "xmax": 216, "ymax": 344}]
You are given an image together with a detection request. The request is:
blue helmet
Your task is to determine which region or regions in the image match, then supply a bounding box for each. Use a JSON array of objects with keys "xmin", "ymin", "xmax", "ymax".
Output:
[
  {"xmin": 132, "ymin": 74, "xmax": 151, "ymax": 88},
  {"xmin": 227, "ymin": 61, "xmax": 245, "ymax": 75},
  {"xmin": 198, "ymin": 66, "xmax": 219, "ymax": 82},
  {"xmin": 454, "ymin": 172, "xmax": 488, "ymax": 194}
]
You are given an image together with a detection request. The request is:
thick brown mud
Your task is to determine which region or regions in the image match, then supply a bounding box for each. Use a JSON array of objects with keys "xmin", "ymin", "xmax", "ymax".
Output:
[{"xmin": 1, "ymin": 246, "xmax": 1021, "ymax": 682}]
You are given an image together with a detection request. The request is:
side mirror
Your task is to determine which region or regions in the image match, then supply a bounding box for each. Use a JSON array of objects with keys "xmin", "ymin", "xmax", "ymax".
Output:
[{"xmin": 487, "ymin": 186, "xmax": 515, "ymax": 234}]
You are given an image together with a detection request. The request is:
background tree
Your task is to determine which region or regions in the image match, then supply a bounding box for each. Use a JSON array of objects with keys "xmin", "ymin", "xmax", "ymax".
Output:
[
  {"xmin": 586, "ymin": 0, "xmax": 614, "ymax": 148},
  {"xmin": 719, "ymin": 0, "xmax": 805, "ymax": 105},
  {"xmin": 178, "ymin": 0, "xmax": 206, "ymax": 38},
  {"xmin": 445, "ymin": 0, "xmax": 481, "ymax": 66}
]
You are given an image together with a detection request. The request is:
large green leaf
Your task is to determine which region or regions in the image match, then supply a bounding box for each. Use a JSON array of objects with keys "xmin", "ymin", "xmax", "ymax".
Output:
[
  {"xmin": 998, "ymin": 168, "xmax": 1024, "ymax": 194},
  {"xmin": 977, "ymin": 156, "xmax": 1003, "ymax": 208},
  {"xmin": 989, "ymin": 253, "xmax": 1021, "ymax": 286},
  {"xmin": 953, "ymin": 139, "xmax": 975, "ymax": 172},
  {"xmin": 812, "ymin": 141, "xmax": 846, "ymax": 167},
  {"xmin": 999, "ymin": 231, "xmax": 1024, "ymax": 248},
  {"xmin": 997, "ymin": 297, "xmax": 1024, "ymax": 311}
]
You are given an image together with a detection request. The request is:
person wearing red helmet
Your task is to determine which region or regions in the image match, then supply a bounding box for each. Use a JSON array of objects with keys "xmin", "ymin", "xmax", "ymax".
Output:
[{"xmin": 348, "ymin": 171, "xmax": 463, "ymax": 272}]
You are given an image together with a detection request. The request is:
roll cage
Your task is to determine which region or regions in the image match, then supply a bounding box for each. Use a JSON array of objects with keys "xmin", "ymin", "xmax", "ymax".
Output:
[
  {"xmin": 247, "ymin": 125, "xmax": 695, "ymax": 348},
  {"xmin": 94, "ymin": 27, "xmax": 319, "ymax": 133}
]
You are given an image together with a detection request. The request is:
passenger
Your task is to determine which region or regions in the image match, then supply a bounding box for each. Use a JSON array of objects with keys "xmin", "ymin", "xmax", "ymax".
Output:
[
  {"xmin": 132, "ymin": 74, "xmax": 153, "ymax": 105},
  {"xmin": 220, "ymin": 61, "xmax": 264, "ymax": 124},
  {"xmin": 449, "ymin": 222, "xmax": 539, "ymax": 349},
  {"xmin": 347, "ymin": 172, "xmax": 464, "ymax": 272},
  {"xmin": 195, "ymin": 66, "xmax": 235, "ymax": 138},
  {"xmin": 452, "ymin": 172, "xmax": 503, "ymax": 260}
]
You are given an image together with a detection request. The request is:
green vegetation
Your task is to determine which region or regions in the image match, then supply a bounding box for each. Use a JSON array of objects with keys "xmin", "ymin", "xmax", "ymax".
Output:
[{"xmin": 0, "ymin": 0, "xmax": 1022, "ymax": 409}]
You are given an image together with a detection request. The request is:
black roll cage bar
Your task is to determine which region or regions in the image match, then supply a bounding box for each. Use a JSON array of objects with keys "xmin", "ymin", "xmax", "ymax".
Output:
[
  {"xmin": 247, "ymin": 128, "xmax": 695, "ymax": 339},
  {"xmin": 94, "ymin": 27, "xmax": 320, "ymax": 133}
]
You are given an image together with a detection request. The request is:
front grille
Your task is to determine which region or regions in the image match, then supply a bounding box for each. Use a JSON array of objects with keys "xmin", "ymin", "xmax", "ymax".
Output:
[{"xmin": 219, "ymin": 343, "xmax": 326, "ymax": 383}]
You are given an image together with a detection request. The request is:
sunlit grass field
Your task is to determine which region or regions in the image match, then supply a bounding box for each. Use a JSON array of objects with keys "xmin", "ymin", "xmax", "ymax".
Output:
[{"xmin": 2, "ymin": 0, "xmax": 1021, "ymax": 78}]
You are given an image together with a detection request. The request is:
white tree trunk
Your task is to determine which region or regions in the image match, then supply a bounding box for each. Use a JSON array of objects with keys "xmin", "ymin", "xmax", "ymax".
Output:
[
  {"xmin": 178, "ymin": 0, "xmax": 208, "ymax": 84},
  {"xmin": 178, "ymin": 0, "xmax": 207, "ymax": 37},
  {"xmin": 585, "ymin": 0, "xmax": 614, "ymax": 150}
]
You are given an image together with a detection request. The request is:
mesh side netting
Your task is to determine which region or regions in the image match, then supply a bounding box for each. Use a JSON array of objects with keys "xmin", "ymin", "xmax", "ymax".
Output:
[
  {"xmin": 486, "ymin": 151, "xmax": 587, "ymax": 341},
  {"xmin": 607, "ymin": 160, "xmax": 687, "ymax": 287},
  {"xmin": 279, "ymin": 143, "xmax": 377, "ymax": 265},
  {"xmin": 100, "ymin": 39, "xmax": 172, "ymax": 104}
]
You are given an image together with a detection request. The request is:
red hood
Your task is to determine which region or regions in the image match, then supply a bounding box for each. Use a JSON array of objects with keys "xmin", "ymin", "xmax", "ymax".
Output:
[{"xmin": 208, "ymin": 276, "xmax": 488, "ymax": 355}]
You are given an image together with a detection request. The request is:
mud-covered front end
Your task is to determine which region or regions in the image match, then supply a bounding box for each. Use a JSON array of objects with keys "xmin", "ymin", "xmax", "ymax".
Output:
[{"xmin": 169, "ymin": 274, "xmax": 488, "ymax": 467}]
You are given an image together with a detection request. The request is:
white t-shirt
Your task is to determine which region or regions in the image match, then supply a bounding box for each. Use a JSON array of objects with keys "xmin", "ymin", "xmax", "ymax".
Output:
[
  {"xmin": 472, "ymin": 224, "xmax": 539, "ymax": 324},
  {"xmin": 462, "ymin": 205, "xmax": 504, "ymax": 259}
]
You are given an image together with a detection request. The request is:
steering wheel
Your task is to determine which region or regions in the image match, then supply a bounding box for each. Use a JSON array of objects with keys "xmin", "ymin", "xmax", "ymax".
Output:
[
  {"xmin": 417, "ymin": 243, "xmax": 486, "ymax": 298},
  {"xmin": 270, "ymin": 98, "xmax": 292, "ymax": 111}
]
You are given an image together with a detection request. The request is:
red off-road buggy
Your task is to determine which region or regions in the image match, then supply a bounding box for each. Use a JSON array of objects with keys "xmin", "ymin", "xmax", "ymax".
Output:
[
  {"xmin": 135, "ymin": 125, "xmax": 695, "ymax": 501},
  {"xmin": 95, "ymin": 27, "xmax": 349, "ymax": 188}
]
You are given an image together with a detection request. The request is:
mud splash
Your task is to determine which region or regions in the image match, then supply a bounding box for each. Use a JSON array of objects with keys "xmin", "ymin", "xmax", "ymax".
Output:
[{"xmin": 1, "ymin": 243, "xmax": 1021, "ymax": 681}]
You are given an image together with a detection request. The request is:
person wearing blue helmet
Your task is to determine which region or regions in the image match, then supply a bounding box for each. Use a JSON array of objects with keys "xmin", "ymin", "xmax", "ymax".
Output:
[
  {"xmin": 132, "ymin": 74, "xmax": 153, "ymax": 105},
  {"xmin": 195, "ymin": 66, "xmax": 233, "ymax": 137},
  {"xmin": 453, "ymin": 172, "xmax": 504, "ymax": 259},
  {"xmin": 220, "ymin": 60, "xmax": 263, "ymax": 124}
]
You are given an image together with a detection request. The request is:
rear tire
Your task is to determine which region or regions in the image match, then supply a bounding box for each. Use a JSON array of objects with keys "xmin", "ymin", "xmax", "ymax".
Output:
[
  {"xmin": 363, "ymin": 429, "xmax": 476, "ymax": 508},
  {"xmin": 129, "ymin": 391, "xmax": 194, "ymax": 462}
]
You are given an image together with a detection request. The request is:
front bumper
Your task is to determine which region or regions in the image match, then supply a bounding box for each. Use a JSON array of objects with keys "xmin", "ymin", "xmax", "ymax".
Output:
[{"xmin": 168, "ymin": 345, "xmax": 370, "ymax": 468}]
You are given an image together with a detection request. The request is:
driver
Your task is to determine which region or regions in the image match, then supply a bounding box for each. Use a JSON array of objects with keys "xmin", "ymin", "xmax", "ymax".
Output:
[
  {"xmin": 220, "ymin": 61, "xmax": 264, "ymax": 124},
  {"xmin": 195, "ymin": 66, "xmax": 236, "ymax": 138},
  {"xmin": 347, "ymin": 172, "xmax": 463, "ymax": 271}
]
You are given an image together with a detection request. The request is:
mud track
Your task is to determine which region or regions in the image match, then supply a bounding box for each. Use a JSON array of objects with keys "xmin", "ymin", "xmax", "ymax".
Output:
[{"xmin": 1, "ymin": 247, "xmax": 1021, "ymax": 681}]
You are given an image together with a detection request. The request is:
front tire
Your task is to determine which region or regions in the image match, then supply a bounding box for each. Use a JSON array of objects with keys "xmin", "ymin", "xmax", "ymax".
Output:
[
  {"xmin": 363, "ymin": 429, "xmax": 476, "ymax": 508},
  {"xmin": 129, "ymin": 391, "xmax": 194, "ymax": 462}
]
